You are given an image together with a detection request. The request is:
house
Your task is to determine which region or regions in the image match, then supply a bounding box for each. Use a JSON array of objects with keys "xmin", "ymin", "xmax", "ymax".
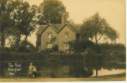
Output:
[
  {"xmin": 58, "ymin": 24, "xmax": 77, "ymax": 51},
  {"xmin": 36, "ymin": 12, "xmax": 79, "ymax": 52},
  {"xmin": 36, "ymin": 23, "xmax": 79, "ymax": 52}
]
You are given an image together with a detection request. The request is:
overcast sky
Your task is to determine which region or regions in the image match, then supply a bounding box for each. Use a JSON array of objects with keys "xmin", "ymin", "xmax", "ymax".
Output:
[{"xmin": 24, "ymin": 0, "xmax": 125, "ymax": 45}]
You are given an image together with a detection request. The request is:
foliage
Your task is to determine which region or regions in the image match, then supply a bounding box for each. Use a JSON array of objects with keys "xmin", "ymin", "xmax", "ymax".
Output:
[
  {"xmin": 80, "ymin": 13, "xmax": 118, "ymax": 44},
  {"xmin": 0, "ymin": 0, "xmax": 15, "ymax": 48},
  {"xmin": 70, "ymin": 39, "xmax": 94, "ymax": 52},
  {"xmin": 0, "ymin": 51, "xmax": 92, "ymax": 77},
  {"xmin": 17, "ymin": 41, "xmax": 36, "ymax": 52},
  {"xmin": 100, "ymin": 44, "xmax": 126, "ymax": 69},
  {"xmin": 12, "ymin": 0, "xmax": 36, "ymax": 39},
  {"xmin": 83, "ymin": 43, "xmax": 126, "ymax": 77},
  {"xmin": 9, "ymin": 0, "xmax": 37, "ymax": 48},
  {"xmin": 83, "ymin": 47, "xmax": 103, "ymax": 77},
  {"xmin": 0, "ymin": 0, "xmax": 125, "ymax": 78},
  {"xmin": 40, "ymin": 0, "xmax": 68, "ymax": 24},
  {"xmin": 9, "ymin": 40, "xmax": 36, "ymax": 52},
  {"xmin": 0, "ymin": 43, "xmax": 125, "ymax": 77},
  {"xmin": 79, "ymin": 13, "xmax": 118, "ymax": 77}
]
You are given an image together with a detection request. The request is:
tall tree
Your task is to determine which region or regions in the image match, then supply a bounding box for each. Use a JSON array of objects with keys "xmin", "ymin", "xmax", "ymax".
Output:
[
  {"xmin": 80, "ymin": 13, "xmax": 118, "ymax": 77},
  {"xmin": 80, "ymin": 13, "xmax": 118, "ymax": 44},
  {"xmin": 84, "ymin": 47, "xmax": 103, "ymax": 77},
  {"xmin": 0, "ymin": 0, "xmax": 14, "ymax": 48},
  {"xmin": 10, "ymin": 0, "xmax": 37, "ymax": 48},
  {"xmin": 40, "ymin": 0, "xmax": 68, "ymax": 24}
]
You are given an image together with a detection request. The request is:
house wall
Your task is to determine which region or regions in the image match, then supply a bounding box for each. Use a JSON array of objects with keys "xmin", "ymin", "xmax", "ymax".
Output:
[
  {"xmin": 58, "ymin": 26, "xmax": 76, "ymax": 51},
  {"xmin": 40, "ymin": 27, "xmax": 58, "ymax": 51}
]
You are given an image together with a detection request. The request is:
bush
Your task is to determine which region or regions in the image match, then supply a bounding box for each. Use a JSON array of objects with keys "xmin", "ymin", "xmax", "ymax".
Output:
[
  {"xmin": 1, "ymin": 43, "xmax": 125, "ymax": 77},
  {"xmin": 18, "ymin": 41, "xmax": 36, "ymax": 52},
  {"xmin": 69, "ymin": 66, "xmax": 93, "ymax": 77},
  {"xmin": 0, "ymin": 52, "xmax": 87, "ymax": 77}
]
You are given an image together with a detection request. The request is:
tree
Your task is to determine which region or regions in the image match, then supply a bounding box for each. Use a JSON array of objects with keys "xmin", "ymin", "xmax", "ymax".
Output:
[
  {"xmin": 70, "ymin": 39, "xmax": 94, "ymax": 52},
  {"xmin": 10, "ymin": 0, "xmax": 37, "ymax": 48},
  {"xmin": 84, "ymin": 47, "xmax": 103, "ymax": 77},
  {"xmin": 80, "ymin": 13, "xmax": 118, "ymax": 77},
  {"xmin": 80, "ymin": 13, "xmax": 118, "ymax": 44},
  {"xmin": 40, "ymin": 0, "xmax": 68, "ymax": 24},
  {"xmin": 17, "ymin": 41, "xmax": 36, "ymax": 52},
  {"xmin": 0, "ymin": 0, "xmax": 14, "ymax": 48},
  {"xmin": 100, "ymin": 44, "xmax": 126, "ymax": 69}
]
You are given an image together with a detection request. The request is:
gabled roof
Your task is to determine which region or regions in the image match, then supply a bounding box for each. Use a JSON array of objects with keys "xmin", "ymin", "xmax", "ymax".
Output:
[
  {"xmin": 50, "ymin": 24, "xmax": 65, "ymax": 33},
  {"xmin": 37, "ymin": 23, "xmax": 79, "ymax": 36},
  {"xmin": 37, "ymin": 25, "xmax": 49, "ymax": 36},
  {"xmin": 58, "ymin": 23, "xmax": 79, "ymax": 33}
]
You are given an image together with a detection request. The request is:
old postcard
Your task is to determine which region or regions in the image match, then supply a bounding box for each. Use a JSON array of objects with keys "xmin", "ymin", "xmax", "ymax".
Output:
[{"xmin": 0, "ymin": 0, "xmax": 126, "ymax": 82}]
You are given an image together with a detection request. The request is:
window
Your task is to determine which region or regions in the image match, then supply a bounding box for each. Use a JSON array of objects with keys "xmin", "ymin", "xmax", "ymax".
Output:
[
  {"xmin": 48, "ymin": 32, "xmax": 54, "ymax": 43},
  {"xmin": 64, "ymin": 43, "xmax": 69, "ymax": 50},
  {"xmin": 65, "ymin": 35, "xmax": 69, "ymax": 40},
  {"xmin": 47, "ymin": 32, "xmax": 55, "ymax": 49},
  {"xmin": 47, "ymin": 43, "xmax": 53, "ymax": 49},
  {"xmin": 65, "ymin": 32, "xmax": 69, "ymax": 40},
  {"xmin": 48, "ymin": 33, "xmax": 52, "ymax": 39},
  {"xmin": 64, "ymin": 32, "xmax": 70, "ymax": 50}
]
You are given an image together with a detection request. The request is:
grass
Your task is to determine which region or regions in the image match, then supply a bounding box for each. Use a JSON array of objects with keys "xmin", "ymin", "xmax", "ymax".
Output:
[{"xmin": 0, "ymin": 73, "xmax": 126, "ymax": 82}]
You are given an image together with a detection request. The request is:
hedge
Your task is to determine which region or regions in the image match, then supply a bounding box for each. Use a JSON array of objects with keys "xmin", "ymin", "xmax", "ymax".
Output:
[{"xmin": 0, "ymin": 51, "xmax": 87, "ymax": 77}]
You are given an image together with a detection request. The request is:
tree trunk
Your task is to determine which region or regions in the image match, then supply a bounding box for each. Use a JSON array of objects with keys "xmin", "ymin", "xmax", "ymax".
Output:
[
  {"xmin": 1, "ymin": 32, "xmax": 5, "ymax": 48},
  {"xmin": 95, "ymin": 35, "xmax": 98, "ymax": 45},
  {"xmin": 95, "ymin": 69, "xmax": 98, "ymax": 77},
  {"xmin": 1, "ymin": 29, "xmax": 5, "ymax": 48},
  {"xmin": 36, "ymin": 35, "xmax": 41, "ymax": 50},
  {"xmin": 24, "ymin": 35, "xmax": 28, "ymax": 42},
  {"xmin": 15, "ymin": 34, "xmax": 21, "ymax": 48},
  {"xmin": 95, "ymin": 36, "xmax": 99, "ymax": 77}
]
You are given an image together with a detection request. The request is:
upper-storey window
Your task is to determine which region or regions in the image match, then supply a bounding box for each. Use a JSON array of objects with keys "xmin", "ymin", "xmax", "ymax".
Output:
[
  {"xmin": 48, "ymin": 32, "xmax": 53, "ymax": 39},
  {"xmin": 47, "ymin": 32, "xmax": 55, "ymax": 49},
  {"xmin": 65, "ymin": 32, "xmax": 69, "ymax": 40}
]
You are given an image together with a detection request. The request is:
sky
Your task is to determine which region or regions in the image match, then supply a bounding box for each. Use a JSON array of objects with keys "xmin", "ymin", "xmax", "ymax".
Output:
[{"xmin": 24, "ymin": 0, "xmax": 125, "ymax": 45}]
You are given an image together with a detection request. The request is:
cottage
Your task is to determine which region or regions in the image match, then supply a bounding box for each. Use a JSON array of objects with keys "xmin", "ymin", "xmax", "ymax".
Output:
[
  {"xmin": 36, "ymin": 11, "xmax": 79, "ymax": 52},
  {"xmin": 36, "ymin": 23, "xmax": 78, "ymax": 52}
]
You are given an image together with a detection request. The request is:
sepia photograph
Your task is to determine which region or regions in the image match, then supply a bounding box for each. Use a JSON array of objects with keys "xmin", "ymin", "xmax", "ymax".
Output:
[{"xmin": 0, "ymin": 0, "xmax": 126, "ymax": 82}]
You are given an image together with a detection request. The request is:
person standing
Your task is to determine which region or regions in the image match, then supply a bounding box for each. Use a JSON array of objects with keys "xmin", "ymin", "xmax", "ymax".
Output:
[{"xmin": 28, "ymin": 62, "xmax": 37, "ymax": 78}]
